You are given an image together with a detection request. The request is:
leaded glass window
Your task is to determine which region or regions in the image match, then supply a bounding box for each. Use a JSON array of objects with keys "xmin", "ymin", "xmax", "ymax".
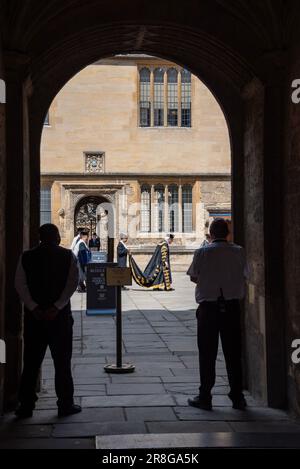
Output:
[
  {"xmin": 138, "ymin": 66, "xmax": 192, "ymax": 128},
  {"xmin": 139, "ymin": 68, "xmax": 151, "ymax": 127},
  {"xmin": 141, "ymin": 185, "xmax": 151, "ymax": 232},
  {"xmin": 154, "ymin": 184, "xmax": 165, "ymax": 232},
  {"xmin": 154, "ymin": 68, "xmax": 164, "ymax": 127},
  {"xmin": 40, "ymin": 188, "xmax": 51, "ymax": 225},
  {"xmin": 167, "ymin": 68, "xmax": 178, "ymax": 127},
  {"xmin": 168, "ymin": 185, "xmax": 179, "ymax": 232},
  {"xmin": 181, "ymin": 70, "xmax": 191, "ymax": 127},
  {"xmin": 182, "ymin": 184, "xmax": 193, "ymax": 232}
]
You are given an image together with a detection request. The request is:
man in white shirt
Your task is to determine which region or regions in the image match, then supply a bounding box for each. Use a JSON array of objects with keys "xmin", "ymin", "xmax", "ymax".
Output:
[
  {"xmin": 70, "ymin": 227, "xmax": 83, "ymax": 252},
  {"xmin": 15, "ymin": 224, "xmax": 81, "ymax": 419},
  {"xmin": 73, "ymin": 230, "xmax": 91, "ymax": 292},
  {"xmin": 187, "ymin": 218, "xmax": 249, "ymax": 411}
]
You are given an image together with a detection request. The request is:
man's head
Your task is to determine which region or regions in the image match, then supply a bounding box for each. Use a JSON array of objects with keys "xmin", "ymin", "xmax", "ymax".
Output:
[
  {"xmin": 39, "ymin": 224, "xmax": 61, "ymax": 245},
  {"xmin": 167, "ymin": 234, "xmax": 175, "ymax": 245},
  {"xmin": 92, "ymin": 232, "xmax": 97, "ymax": 239},
  {"xmin": 205, "ymin": 233, "xmax": 211, "ymax": 242},
  {"xmin": 120, "ymin": 233, "xmax": 128, "ymax": 243},
  {"xmin": 80, "ymin": 230, "xmax": 89, "ymax": 243},
  {"xmin": 77, "ymin": 227, "xmax": 84, "ymax": 235},
  {"xmin": 209, "ymin": 218, "xmax": 229, "ymax": 241}
]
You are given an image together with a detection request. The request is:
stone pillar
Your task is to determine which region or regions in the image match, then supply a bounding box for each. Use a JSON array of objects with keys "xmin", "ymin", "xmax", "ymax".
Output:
[
  {"xmin": 242, "ymin": 74, "xmax": 285, "ymax": 408},
  {"xmin": 150, "ymin": 184, "xmax": 155, "ymax": 233},
  {"xmin": 263, "ymin": 76, "xmax": 286, "ymax": 408},
  {"xmin": 0, "ymin": 42, "xmax": 6, "ymax": 414},
  {"xmin": 164, "ymin": 185, "xmax": 169, "ymax": 233},
  {"xmin": 284, "ymin": 44, "xmax": 300, "ymax": 417},
  {"xmin": 178, "ymin": 184, "xmax": 183, "ymax": 233},
  {"xmin": 242, "ymin": 79, "xmax": 267, "ymax": 404},
  {"xmin": 4, "ymin": 51, "xmax": 30, "ymax": 409}
]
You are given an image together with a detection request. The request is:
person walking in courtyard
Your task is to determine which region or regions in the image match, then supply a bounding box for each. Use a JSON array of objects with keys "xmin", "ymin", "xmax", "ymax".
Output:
[
  {"xmin": 117, "ymin": 233, "xmax": 130, "ymax": 290},
  {"xmin": 74, "ymin": 230, "xmax": 91, "ymax": 292},
  {"xmin": 14, "ymin": 224, "xmax": 81, "ymax": 418},
  {"xmin": 117, "ymin": 233, "xmax": 130, "ymax": 268},
  {"xmin": 70, "ymin": 227, "xmax": 83, "ymax": 252},
  {"xmin": 187, "ymin": 218, "xmax": 249, "ymax": 411}
]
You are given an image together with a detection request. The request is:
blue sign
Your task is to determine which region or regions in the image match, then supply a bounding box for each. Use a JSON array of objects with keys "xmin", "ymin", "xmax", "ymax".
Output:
[
  {"xmin": 91, "ymin": 251, "xmax": 107, "ymax": 263},
  {"xmin": 86, "ymin": 262, "xmax": 117, "ymax": 316}
]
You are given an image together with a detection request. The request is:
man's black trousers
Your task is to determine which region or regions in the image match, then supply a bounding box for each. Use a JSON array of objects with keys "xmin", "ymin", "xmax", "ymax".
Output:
[
  {"xmin": 19, "ymin": 311, "xmax": 74, "ymax": 410},
  {"xmin": 196, "ymin": 300, "xmax": 243, "ymax": 401}
]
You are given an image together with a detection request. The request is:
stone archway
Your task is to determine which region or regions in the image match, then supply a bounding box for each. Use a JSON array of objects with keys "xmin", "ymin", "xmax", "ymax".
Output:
[{"xmin": 1, "ymin": 1, "xmax": 290, "ymax": 413}]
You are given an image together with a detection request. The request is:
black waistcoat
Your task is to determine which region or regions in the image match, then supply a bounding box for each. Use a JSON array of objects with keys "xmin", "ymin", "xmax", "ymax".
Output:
[{"xmin": 22, "ymin": 244, "xmax": 72, "ymax": 310}]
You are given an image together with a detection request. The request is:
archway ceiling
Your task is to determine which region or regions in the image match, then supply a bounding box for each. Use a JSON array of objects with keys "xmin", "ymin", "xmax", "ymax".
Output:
[{"xmin": 2, "ymin": 0, "xmax": 292, "ymax": 90}]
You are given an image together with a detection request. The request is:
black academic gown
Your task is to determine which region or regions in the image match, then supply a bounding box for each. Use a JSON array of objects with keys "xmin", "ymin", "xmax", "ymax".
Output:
[
  {"xmin": 130, "ymin": 240, "xmax": 172, "ymax": 290},
  {"xmin": 117, "ymin": 241, "xmax": 128, "ymax": 267}
]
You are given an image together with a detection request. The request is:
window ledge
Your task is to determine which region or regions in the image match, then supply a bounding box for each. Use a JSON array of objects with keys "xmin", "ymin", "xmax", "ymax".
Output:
[
  {"xmin": 138, "ymin": 126, "xmax": 192, "ymax": 130},
  {"xmin": 137, "ymin": 232, "xmax": 196, "ymax": 237}
]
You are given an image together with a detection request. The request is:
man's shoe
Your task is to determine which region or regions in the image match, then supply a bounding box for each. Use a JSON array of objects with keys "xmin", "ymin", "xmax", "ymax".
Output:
[
  {"xmin": 15, "ymin": 406, "xmax": 33, "ymax": 419},
  {"xmin": 188, "ymin": 396, "xmax": 212, "ymax": 411},
  {"xmin": 58, "ymin": 404, "xmax": 82, "ymax": 417},
  {"xmin": 231, "ymin": 396, "xmax": 247, "ymax": 410}
]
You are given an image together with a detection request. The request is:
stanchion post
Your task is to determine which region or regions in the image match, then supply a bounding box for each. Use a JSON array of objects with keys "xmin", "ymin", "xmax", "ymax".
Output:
[
  {"xmin": 116, "ymin": 285, "xmax": 122, "ymax": 368},
  {"xmin": 104, "ymin": 267, "xmax": 135, "ymax": 374}
]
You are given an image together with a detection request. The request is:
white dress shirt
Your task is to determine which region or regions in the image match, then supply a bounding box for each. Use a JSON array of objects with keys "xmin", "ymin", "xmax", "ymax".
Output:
[
  {"xmin": 187, "ymin": 241, "xmax": 249, "ymax": 304},
  {"xmin": 70, "ymin": 234, "xmax": 80, "ymax": 252},
  {"xmin": 73, "ymin": 239, "xmax": 89, "ymax": 258},
  {"xmin": 15, "ymin": 252, "xmax": 79, "ymax": 311}
]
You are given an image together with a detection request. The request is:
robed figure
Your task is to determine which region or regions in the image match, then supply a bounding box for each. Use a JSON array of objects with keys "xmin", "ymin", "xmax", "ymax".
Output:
[{"xmin": 130, "ymin": 235, "xmax": 174, "ymax": 291}]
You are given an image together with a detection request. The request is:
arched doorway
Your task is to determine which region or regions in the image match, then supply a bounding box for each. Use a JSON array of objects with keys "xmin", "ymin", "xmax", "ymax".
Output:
[
  {"xmin": 74, "ymin": 195, "xmax": 114, "ymax": 261},
  {"xmin": 75, "ymin": 196, "xmax": 105, "ymax": 236}
]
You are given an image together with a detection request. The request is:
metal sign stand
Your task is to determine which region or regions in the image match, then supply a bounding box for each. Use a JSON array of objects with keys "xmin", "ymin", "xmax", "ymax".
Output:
[{"xmin": 104, "ymin": 275, "xmax": 135, "ymax": 374}]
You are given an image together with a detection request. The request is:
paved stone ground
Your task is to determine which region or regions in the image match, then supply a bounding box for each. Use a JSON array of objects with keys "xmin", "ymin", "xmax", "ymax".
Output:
[{"xmin": 1, "ymin": 273, "xmax": 300, "ymax": 449}]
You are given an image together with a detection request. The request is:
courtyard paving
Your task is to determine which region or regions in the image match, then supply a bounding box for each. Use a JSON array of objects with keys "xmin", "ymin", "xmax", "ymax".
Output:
[{"xmin": 1, "ymin": 273, "xmax": 300, "ymax": 449}]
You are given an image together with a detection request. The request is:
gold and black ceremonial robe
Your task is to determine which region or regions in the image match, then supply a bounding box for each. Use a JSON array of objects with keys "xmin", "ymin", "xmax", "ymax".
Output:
[{"xmin": 129, "ymin": 240, "xmax": 172, "ymax": 290}]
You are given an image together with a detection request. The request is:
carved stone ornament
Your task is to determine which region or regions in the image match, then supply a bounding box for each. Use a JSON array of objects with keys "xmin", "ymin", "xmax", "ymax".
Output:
[{"xmin": 85, "ymin": 152, "xmax": 105, "ymax": 173}]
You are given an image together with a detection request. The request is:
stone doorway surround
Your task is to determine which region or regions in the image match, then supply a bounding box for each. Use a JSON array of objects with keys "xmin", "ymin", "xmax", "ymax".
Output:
[{"xmin": 51, "ymin": 182, "xmax": 128, "ymax": 246}]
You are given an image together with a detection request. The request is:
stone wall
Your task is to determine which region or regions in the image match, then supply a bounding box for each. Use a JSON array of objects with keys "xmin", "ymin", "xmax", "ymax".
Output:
[
  {"xmin": 0, "ymin": 38, "xmax": 5, "ymax": 413},
  {"xmin": 243, "ymin": 80, "xmax": 267, "ymax": 402},
  {"xmin": 200, "ymin": 179, "xmax": 231, "ymax": 212},
  {"xmin": 40, "ymin": 58, "xmax": 231, "ymax": 176},
  {"xmin": 284, "ymin": 44, "xmax": 300, "ymax": 416}
]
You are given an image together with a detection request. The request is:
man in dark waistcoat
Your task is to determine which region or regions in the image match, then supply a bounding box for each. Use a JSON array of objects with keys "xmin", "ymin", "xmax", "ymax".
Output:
[{"xmin": 14, "ymin": 224, "xmax": 80, "ymax": 418}]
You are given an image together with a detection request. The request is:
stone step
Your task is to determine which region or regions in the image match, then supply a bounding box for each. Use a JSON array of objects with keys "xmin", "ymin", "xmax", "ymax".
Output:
[{"xmin": 96, "ymin": 432, "xmax": 300, "ymax": 449}]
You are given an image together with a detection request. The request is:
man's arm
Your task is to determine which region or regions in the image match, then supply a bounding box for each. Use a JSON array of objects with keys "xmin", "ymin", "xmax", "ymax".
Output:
[
  {"xmin": 14, "ymin": 256, "xmax": 38, "ymax": 311},
  {"xmin": 54, "ymin": 253, "xmax": 79, "ymax": 311},
  {"xmin": 187, "ymin": 250, "xmax": 201, "ymax": 284}
]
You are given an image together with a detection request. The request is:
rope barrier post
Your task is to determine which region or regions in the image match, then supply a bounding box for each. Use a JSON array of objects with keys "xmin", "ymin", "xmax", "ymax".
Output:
[{"xmin": 104, "ymin": 267, "xmax": 135, "ymax": 374}]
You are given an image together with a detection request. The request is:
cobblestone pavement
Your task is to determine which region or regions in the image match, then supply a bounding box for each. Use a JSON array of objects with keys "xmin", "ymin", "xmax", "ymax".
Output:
[{"xmin": 1, "ymin": 273, "xmax": 300, "ymax": 448}]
